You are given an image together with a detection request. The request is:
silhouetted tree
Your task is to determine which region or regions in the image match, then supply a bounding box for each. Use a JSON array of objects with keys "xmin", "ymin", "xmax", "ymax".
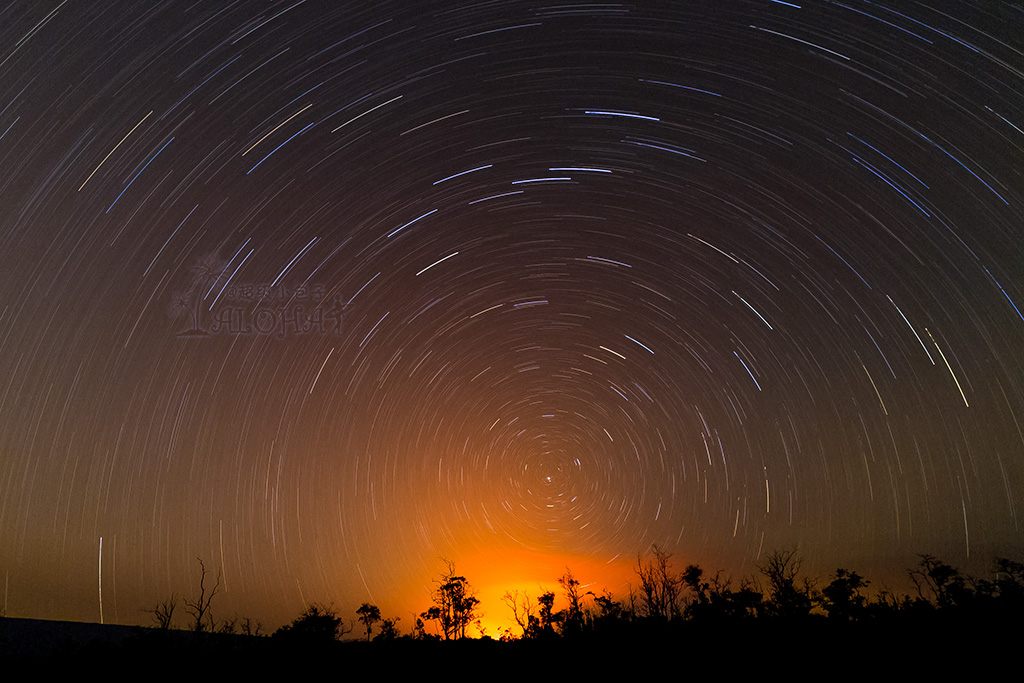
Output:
[
  {"xmin": 144, "ymin": 593, "xmax": 177, "ymax": 629},
  {"xmin": 723, "ymin": 578, "xmax": 764, "ymax": 620},
  {"xmin": 971, "ymin": 556, "xmax": 1024, "ymax": 622},
  {"xmin": 864, "ymin": 585, "xmax": 910, "ymax": 620},
  {"xmin": 356, "ymin": 603, "xmax": 381, "ymax": 641},
  {"xmin": 558, "ymin": 568, "xmax": 590, "ymax": 636},
  {"xmin": 909, "ymin": 555, "xmax": 970, "ymax": 609},
  {"xmin": 991, "ymin": 557, "xmax": 1024, "ymax": 604},
  {"xmin": 411, "ymin": 616, "xmax": 435, "ymax": 640},
  {"xmin": 758, "ymin": 548, "xmax": 813, "ymax": 618},
  {"xmin": 535, "ymin": 591, "xmax": 561, "ymax": 638},
  {"xmin": 626, "ymin": 583, "xmax": 640, "ymax": 619},
  {"xmin": 684, "ymin": 568, "xmax": 762, "ymax": 622},
  {"xmin": 218, "ymin": 616, "xmax": 239, "ymax": 634},
  {"xmin": 591, "ymin": 590, "xmax": 626, "ymax": 634},
  {"xmin": 593, "ymin": 591, "xmax": 623, "ymax": 623},
  {"xmin": 215, "ymin": 614, "xmax": 263, "ymax": 635},
  {"xmin": 239, "ymin": 617, "xmax": 263, "ymax": 637},
  {"xmin": 680, "ymin": 563, "xmax": 710, "ymax": 614},
  {"xmin": 374, "ymin": 617, "xmax": 401, "ymax": 641},
  {"xmin": 184, "ymin": 558, "xmax": 221, "ymax": 632},
  {"xmin": 820, "ymin": 569, "xmax": 869, "ymax": 620},
  {"xmin": 421, "ymin": 560, "xmax": 480, "ymax": 639},
  {"xmin": 635, "ymin": 545, "xmax": 683, "ymax": 620},
  {"xmin": 502, "ymin": 590, "xmax": 535, "ymax": 639}
]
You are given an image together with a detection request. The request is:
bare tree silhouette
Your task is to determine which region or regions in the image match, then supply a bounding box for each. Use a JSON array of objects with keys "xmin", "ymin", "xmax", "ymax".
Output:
[
  {"xmin": 758, "ymin": 548, "xmax": 813, "ymax": 618},
  {"xmin": 144, "ymin": 593, "xmax": 177, "ymax": 629},
  {"xmin": 635, "ymin": 545, "xmax": 683, "ymax": 620},
  {"xmin": 183, "ymin": 558, "xmax": 221, "ymax": 633},
  {"xmin": 502, "ymin": 589, "xmax": 534, "ymax": 639}
]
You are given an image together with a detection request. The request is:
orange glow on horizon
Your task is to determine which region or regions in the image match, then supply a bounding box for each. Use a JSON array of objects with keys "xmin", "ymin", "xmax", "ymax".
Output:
[{"xmin": 454, "ymin": 548, "xmax": 637, "ymax": 638}]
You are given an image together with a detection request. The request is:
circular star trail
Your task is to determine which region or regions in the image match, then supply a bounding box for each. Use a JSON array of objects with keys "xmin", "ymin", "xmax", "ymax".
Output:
[{"xmin": 0, "ymin": 1, "xmax": 1022, "ymax": 628}]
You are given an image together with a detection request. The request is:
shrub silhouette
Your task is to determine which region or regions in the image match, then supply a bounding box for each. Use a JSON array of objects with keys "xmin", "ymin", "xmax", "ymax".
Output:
[{"xmin": 274, "ymin": 603, "xmax": 349, "ymax": 645}]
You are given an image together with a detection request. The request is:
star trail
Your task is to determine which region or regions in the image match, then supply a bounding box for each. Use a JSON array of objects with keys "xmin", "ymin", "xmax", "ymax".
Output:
[{"xmin": 0, "ymin": 1, "xmax": 1022, "ymax": 631}]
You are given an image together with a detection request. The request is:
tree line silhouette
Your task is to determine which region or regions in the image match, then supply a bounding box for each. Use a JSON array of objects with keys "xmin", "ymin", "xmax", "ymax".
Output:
[
  {"xmin": 141, "ymin": 547, "xmax": 1023, "ymax": 649},
  {"xmin": 12, "ymin": 548, "xmax": 1016, "ymax": 665},
  {"xmin": 496, "ymin": 547, "xmax": 1024, "ymax": 643}
]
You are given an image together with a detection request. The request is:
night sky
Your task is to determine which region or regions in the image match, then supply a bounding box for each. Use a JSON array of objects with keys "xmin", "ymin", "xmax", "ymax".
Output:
[{"xmin": 1, "ymin": 1, "xmax": 1022, "ymax": 633}]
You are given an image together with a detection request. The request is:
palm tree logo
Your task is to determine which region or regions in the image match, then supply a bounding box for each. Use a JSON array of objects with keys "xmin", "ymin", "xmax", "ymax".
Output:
[{"xmin": 172, "ymin": 254, "xmax": 228, "ymax": 336}]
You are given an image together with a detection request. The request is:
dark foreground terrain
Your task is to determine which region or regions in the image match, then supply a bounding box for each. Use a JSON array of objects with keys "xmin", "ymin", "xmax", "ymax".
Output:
[{"xmin": 1, "ymin": 614, "xmax": 1015, "ymax": 677}]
